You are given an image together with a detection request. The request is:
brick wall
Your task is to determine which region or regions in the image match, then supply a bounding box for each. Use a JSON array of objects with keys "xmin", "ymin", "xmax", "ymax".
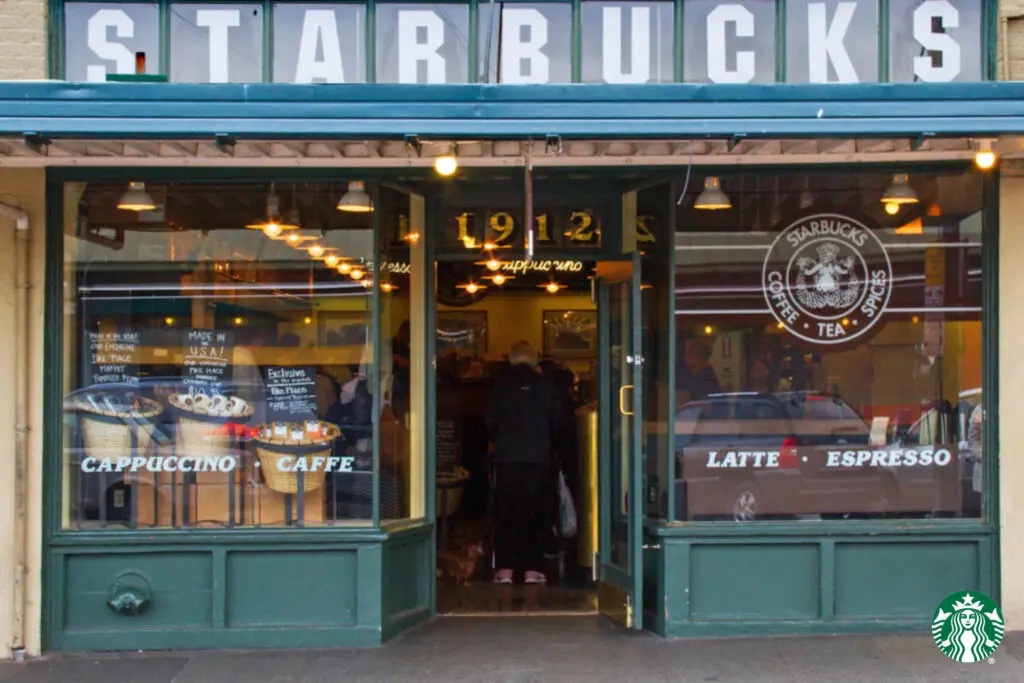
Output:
[{"xmin": 0, "ymin": 0, "xmax": 48, "ymax": 80}]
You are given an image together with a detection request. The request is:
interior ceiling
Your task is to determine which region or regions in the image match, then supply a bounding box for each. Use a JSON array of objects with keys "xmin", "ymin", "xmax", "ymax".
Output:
[{"xmin": 0, "ymin": 136, "xmax": 1017, "ymax": 166}]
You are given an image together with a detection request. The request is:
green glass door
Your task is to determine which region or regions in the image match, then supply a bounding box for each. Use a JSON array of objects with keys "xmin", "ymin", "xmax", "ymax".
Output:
[{"xmin": 596, "ymin": 253, "xmax": 643, "ymax": 629}]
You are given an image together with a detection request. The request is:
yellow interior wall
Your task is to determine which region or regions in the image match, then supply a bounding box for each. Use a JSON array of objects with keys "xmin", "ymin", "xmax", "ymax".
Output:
[{"xmin": 439, "ymin": 292, "xmax": 595, "ymax": 358}]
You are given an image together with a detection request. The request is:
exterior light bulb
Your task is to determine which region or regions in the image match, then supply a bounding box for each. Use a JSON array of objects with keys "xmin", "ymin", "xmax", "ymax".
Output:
[
  {"xmin": 303, "ymin": 317, "xmax": 312, "ymax": 325},
  {"xmin": 338, "ymin": 262, "xmax": 352, "ymax": 275},
  {"xmin": 263, "ymin": 222, "xmax": 284, "ymax": 239},
  {"xmin": 308, "ymin": 243, "xmax": 326, "ymax": 259},
  {"xmin": 234, "ymin": 317, "xmax": 244, "ymax": 326},
  {"xmin": 885, "ymin": 202, "xmax": 900, "ymax": 216},
  {"xmin": 704, "ymin": 325, "xmax": 714, "ymax": 335},
  {"xmin": 435, "ymin": 153, "xmax": 458, "ymax": 177},
  {"xmin": 164, "ymin": 317, "xmax": 174, "ymax": 326},
  {"xmin": 324, "ymin": 254, "xmax": 341, "ymax": 268},
  {"xmin": 486, "ymin": 258, "xmax": 501, "ymax": 272},
  {"xmin": 350, "ymin": 266, "xmax": 365, "ymax": 280},
  {"xmin": 975, "ymin": 141, "xmax": 997, "ymax": 170}
]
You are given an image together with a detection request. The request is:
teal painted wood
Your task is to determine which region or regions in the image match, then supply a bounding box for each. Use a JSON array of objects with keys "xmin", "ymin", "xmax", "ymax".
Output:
[
  {"xmin": 47, "ymin": 523, "xmax": 433, "ymax": 651},
  {"xmin": 7, "ymin": 83, "xmax": 1024, "ymax": 139},
  {"xmin": 981, "ymin": 171, "xmax": 1000, "ymax": 603},
  {"xmin": 54, "ymin": 625, "xmax": 385, "ymax": 651},
  {"xmin": 651, "ymin": 534, "xmax": 990, "ymax": 636}
]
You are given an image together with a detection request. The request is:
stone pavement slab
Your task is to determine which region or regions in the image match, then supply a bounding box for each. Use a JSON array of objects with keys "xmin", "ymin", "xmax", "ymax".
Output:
[{"xmin": 1, "ymin": 616, "xmax": 1022, "ymax": 682}]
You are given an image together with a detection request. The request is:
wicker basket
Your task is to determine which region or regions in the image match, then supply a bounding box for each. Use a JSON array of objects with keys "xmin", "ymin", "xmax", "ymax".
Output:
[
  {"xmin": 78, "ymin": 397, "xmax": 164, "ymax": 464},
  {"xmin": 254, "ymin": 422, "xmax": 341, "ymax": 495},
  {"xmin": 168, "ymin": 393, "xmax": 254, "ymax": 459}
]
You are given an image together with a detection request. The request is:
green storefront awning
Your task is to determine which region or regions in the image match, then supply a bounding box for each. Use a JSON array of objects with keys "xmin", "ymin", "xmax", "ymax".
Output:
[{"xmin": 2, "ymin": 82, "xmax": 1024, "ymax": 140}]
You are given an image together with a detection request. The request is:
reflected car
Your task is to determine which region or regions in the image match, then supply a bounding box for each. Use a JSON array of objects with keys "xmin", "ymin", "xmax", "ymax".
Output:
[{"xmin": 673, "ymin": 392, "xmax": 962, "ymax": 522}]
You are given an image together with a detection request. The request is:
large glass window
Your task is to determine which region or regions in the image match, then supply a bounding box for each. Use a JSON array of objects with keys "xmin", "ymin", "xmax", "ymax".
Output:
[
  {"xmin": 60, "ymin": 180, "xmax": 420, "ymax": 529},
  {"xmin": 672, "ymin": 169, "xmax": 985, "ymax": 522}
]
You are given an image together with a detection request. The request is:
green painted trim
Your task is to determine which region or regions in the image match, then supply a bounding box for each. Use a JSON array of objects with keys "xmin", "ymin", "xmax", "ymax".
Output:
[
  {"xmin": 878, "ymin": 0, "xmax": 889, "ymax": 83},
  {"xmin": 424, "ymin": 191, "xmax": 438, "ymax": 617},
  {"xmin": 105, "ymin": 75, "xmax": 168, "ymax": 83},
  {"xmin": 381, "ymin": 606, "xmax": 432, "ymax": 641},
  {"xmin": 367, "ymin": 0, "xmax": 377, "ymax": 83},
  {"xmin": 468, "ymin": 0, "xmax": 480, "ymax": 83},
  {"xmin": 983, "ymin": 0, "xmax": 997, "ymax": 81},
  {"xmin": 47, "ymin": 0, "xmax": 64, "ymax": 80},
  {"xmin": 597, "ymin": 280, "xmax": 611, "ymax": 567},
  {"xmin": 159, "ymin": 0, "xmax": 170, "ymax": 78},
  {"xmin": 982, "ymin": 169, "xmax": 1000, "ymax": 602},
  {"xmin": 660, "ymin": 618, "xmax": 932, "ymax": 639},
  {"xmin": 53, "ymin": 626, "xmax": 385, "ymax": 651},
  {"xmin": 262, "ymin": 0, "xmax": 274, "ymax": 83},
  {"xmin": 647, "ymin": 520, "xmax": 996, "ymax": 538},
  {"xmin": 674, "ymin": 0, "xmax": 684, "ymax": 82},
  {"xmin": 371, "ymin": 182, "xmax": 383, "ymax": 527},
  {"xmin": 211, "ymin": 548, "xmax": 227, "ymax": 628},
  {"xmin": 665, "ymin": 178, "xmax": 677, "ymax": 523},
  {"xmin": 820, "ymin": 539, "xmax": 836, "ymax": 621},
  {"xmin": 630, "ymin": 250, "xmax": 644, "ymax": 629},
  {"xmin": 49, "ymin": 528, "xmax": 389, "ymax": 547},
  {"xmin": 571, "ymin": 0, "xmax": 582, "ymax": 83},
  {"xmin": 41, "ymin": 174, "xmax": 64, "ymax": 651},
  {"xmin": 776, "ymin": 0, "xmax": 787, "ymax": 83}
]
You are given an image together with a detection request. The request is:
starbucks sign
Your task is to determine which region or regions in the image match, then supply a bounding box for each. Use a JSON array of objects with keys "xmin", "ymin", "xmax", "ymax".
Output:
[
  {"xmin": 762, "ymin": 212, "xmax": 892, "ymax": 345},
  {"xmin": 932, "ymin": 590, "xmax": 1004, "ymax": 663}
]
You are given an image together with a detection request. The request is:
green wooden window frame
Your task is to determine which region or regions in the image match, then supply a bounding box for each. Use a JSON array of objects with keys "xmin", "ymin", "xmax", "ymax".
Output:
[{"xmin": 47, "ymin": 0, "xmax": 999, "ymax": 83}]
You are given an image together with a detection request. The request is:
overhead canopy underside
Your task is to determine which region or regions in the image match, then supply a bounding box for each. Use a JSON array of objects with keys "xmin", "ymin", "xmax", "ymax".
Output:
[{"xmin": 2, "ymin": 81, "xmax": 1024, "ymax": 166}]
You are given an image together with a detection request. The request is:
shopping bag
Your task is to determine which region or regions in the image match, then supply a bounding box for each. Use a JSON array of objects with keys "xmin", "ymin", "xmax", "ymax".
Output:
[{"xmin": 557, "ymin": 470, "xmax": 578, "ymax": 539}]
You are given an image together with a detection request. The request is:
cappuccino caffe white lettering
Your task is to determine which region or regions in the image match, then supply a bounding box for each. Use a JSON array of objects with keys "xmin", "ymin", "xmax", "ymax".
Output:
[{"xmin": 64, "ymin": 1, "xmax": 984, "ymax": 84}]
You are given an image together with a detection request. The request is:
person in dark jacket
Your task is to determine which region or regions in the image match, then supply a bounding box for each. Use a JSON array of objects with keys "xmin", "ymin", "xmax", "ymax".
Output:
[{"xmin": 486, "ymin": 341, "xmax": 563, "ymax": 585}]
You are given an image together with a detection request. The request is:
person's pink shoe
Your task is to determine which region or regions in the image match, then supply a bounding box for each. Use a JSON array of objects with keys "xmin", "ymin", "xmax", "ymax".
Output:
[
  {"xmin": 525, "ymin": 570, "xmax": 547, "ymax": 584},
  {"xmin": 493, "ymin": 569, "xmax": 513, "ymax": 584}
]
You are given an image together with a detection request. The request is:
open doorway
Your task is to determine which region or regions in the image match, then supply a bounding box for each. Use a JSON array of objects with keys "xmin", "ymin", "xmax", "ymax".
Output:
[{"xmin": 432, "ymin": 259, "xmax": 599, "ymax": 615}]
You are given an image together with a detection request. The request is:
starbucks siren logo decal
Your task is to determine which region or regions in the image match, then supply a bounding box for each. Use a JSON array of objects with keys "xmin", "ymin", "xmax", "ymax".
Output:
[
  {"xmin": 762, "ymin": 213, "xmax": 893, "ymax": 344},
  {"xmin": 932, "ymin": 590, "xmax": 1004, "ymax": 663}
]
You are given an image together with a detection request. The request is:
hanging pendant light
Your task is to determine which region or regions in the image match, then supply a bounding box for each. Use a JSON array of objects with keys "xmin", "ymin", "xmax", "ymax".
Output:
[
  {"xmin": 247, "ymin": 184, "xmax": 299, "ymax": 236},
  {"xmin": 694, "ymin": 177, "xmax": 731, "ymax": 210},
  {"xmin": 457, "ymin": 280, "xmax": 486, "ymax": 295},
  {"xmin": 337, "ymin": 181, "xmax": 374, "ymax": 213},
  {"xmin": 117, "ymin": 181, "xmax": 157, "ymax": 211},
  {"xmin": 486, "ymin": 273, "xmax": 515, "ymax": 286},
  {"xmin": 880, "ymin": 174, "xmax": 919, "ymax": 206}
]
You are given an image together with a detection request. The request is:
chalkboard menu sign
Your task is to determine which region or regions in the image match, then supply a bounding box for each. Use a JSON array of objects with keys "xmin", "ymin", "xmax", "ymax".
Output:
[
  {"xmin": 182, "ymin": 329, "xmax": 232, "ymax": 395},
  {"xmin": 436, "ymin": 419, "xmax": 457, "ymax": 474},
  {"xmin": 265, "ymin": 366, "xmax": 318, "ymax": 421},
  {"xmin": 87, "ymin": 330, "xmax": 140, "ymax": 386}
]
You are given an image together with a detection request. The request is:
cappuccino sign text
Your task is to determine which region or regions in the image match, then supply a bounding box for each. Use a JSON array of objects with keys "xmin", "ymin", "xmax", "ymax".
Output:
[{"xmin": 64, "ymin": 1, "xmax": 983, "ymax": 84}]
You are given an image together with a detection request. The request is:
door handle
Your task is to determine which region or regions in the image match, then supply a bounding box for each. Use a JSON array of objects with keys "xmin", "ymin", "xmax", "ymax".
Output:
[{"xmin": 619, "ymin": 385, "xmax": 634, "ymax": 416}]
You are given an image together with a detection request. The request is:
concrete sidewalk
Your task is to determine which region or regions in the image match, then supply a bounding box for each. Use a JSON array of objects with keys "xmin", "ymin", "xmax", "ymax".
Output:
[{"xmin": 2, "ymin": 616, "xmax": 1022, "ymax": 682}]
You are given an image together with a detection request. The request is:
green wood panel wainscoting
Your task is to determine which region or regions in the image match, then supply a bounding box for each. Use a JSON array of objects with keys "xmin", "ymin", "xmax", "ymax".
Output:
[
  {"xmin": 46, "ymin": 523, "xmax": 434, "ymax": 651},
  {"xmin": 642, "ymin": 522, "xmax": 996, "ymax": 638}
]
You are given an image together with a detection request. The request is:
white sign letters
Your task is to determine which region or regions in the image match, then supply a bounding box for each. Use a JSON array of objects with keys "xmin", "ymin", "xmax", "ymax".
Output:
[{"xmin": 64, "ymin": 1, "xmax": 985, "ymax": 85}]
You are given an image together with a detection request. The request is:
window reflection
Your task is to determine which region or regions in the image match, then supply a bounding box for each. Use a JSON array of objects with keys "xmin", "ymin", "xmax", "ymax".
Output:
[
  {"xmin": 672, "ymin": 170, "xmax": 984, "ymax": 521},
  {"xmin": 61, "ymin": 181, "xmax": 399, "ymax": 529}
]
